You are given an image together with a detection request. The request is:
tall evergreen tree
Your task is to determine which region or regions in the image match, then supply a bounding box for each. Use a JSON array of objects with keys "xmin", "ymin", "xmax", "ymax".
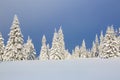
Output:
[
  {"xmin": 91, "ymin": 41, "xmax": 96, "ymax": 57},
  {"xmin": 58, "ymin": 27, "xmax": 69, "ymax": 59},
  {"xmin": 80, "ymin": 40, "xmax": 87, "ymax": 58},
  {"xmin": 99, "ymin": 26, "xmax": 119, "ymax": 58},
  {"xmin": 50, "ymin": 28, "xmax": 63, "ymax": 60},
  {"xmin": 0, "ymin": 33, "xmax": 5, "ymax": 61},
  {"xmin": 23, "ymin": 36, "xmax": 36, "ymax": 60},
  {"xmin": 91, "ymin": 35, "xmax": 99, "ymax": 57},
  {"xmin": 100, "ymin": 31, "xmax": 104, "ymax": 43},
  {"xmin": 39, "ymin": 35, "xmax": 49, "ymax": 60},
  {"xmin": 50, "ymin": 27, "xmax": 69, "ymax": 60},
  {"xmin": 3, "ymin": 15, "xmax": 24, "ymax": 61}
]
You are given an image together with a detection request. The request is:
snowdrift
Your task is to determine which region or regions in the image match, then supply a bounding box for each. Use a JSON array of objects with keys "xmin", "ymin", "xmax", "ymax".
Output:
[{"xmin": 0, "ymin": 59, "xmax": 120, "ymax": 80}]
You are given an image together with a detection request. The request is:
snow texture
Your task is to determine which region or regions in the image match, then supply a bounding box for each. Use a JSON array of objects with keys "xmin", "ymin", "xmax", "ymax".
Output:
[{"xmin": 0, "ymin": 59, "xmax": 120, "ymax": 80}]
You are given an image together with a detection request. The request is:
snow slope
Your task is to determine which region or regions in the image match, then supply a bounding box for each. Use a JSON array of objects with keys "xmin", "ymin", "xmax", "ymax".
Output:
[{"xmin": 0, "ymin": 59, "xmax": 120, "ymax": 80}]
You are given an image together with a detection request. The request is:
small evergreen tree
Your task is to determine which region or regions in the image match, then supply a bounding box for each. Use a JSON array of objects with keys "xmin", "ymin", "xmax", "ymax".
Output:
[
  {"xmin": 0, "ymin": 33, "xmax": 5, "ymax": 61},
  {"xmin": 23, "ymin": 36, "xmax": 36, "ymax": 60},
  {"xmin": 91, "ymin": 35, "xmax": 99, "ymax": 57},
  {"xmin": 39, "ymin": 35, "xmax": 49, "ymax": 60},
  {"xmin": 80, "ymin": 40, "xmax": 87, "ymax": 58},
  {"xmin": 72, "ymin": 46, "xmax": 80, "ymax": 59}
]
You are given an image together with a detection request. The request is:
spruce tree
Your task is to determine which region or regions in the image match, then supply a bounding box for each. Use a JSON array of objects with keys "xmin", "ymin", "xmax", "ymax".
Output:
[
  {"xmin": 80, "ymin": 40, "xmax": 87, "ymax": 58},
  {"xmin": 3, "ymin": 15, "xmax": 24, "ymax": 61},
  {"xmin": 0, "ymin": 33, "xmax": 5, "ymax": 61},
  {"xmin": 99, "ymin": 26, "xmax": 119, "ymax": 58},
  {"xmin": 91, "ymin": 35, "xmax": 99, "ymax": 57},
  {"xmin": 50, "ymin": 29, "xmax": 61, "ymax": 60},
  {"xmin": 50, "ymin": 27, "xmax": 69, "ymax": 60},
  {"xmin": 58, "ymin": 27, "xmax": 69, "ymax": 59},
  {"xmin": 23, "ymin": 36, "xmax": 36, "ymax": 60},
  {"xmin": 39, "ymin": 35, "xmax": 49, "ymax": 60},
  {"xmin": 91, "ymin": 41, "xmax": 96, "ymax": 57},
  {"xmin": 72, "ymin": 46, "xmax": 80, "ymax": 59}
]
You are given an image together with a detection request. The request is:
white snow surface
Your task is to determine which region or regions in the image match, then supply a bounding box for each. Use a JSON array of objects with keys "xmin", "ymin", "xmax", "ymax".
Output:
[{"xmin": 0, "ymin": 59, "xmax": 120, "ymax": 80}]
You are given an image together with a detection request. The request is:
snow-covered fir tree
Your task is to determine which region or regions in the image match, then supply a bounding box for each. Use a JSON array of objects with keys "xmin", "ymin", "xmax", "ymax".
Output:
[
  {"xmin": 87, "ymin": 49, "xmax": 92, "ymax": 58},
  {"xmin": 50, "ymin": 29, "xmax": 60, "ymax": 60},
  {"xmin": 72, "ymin": 46, "xmax": 80, "ymax": 59},
  {"xmin": 116, "ymin": 28, "xmax": 120, "ymax": 57},
  {"xmin": 50, "ymin": 27, "xmax": 69, "ymax": 60},
  {"xmin": 91, "ymin": 41, "xmax": 96, "ymax": 57},
  {"xmin": 3, "ymin": 15, "xmax": 25, "ymax": 61},
  {"xmin": 99, "ymin": 26, "xmax": 120, "ymax": 58},
  {"xmin": 0, "ymin": 33, "xmax": 5, "ymax": 61},
  {"xmin": 100, "ymin": 31, "xmax": 104, "ymax": 43},
  {"xmin": 23, "ymin": 36, "xmax": 36, "ymax": 60},
  {"xmin": 39, "ymin": 35, "xmax": 49, "ymax": 60},
  {"xmin": 58, "ymin": 27, "xmax": 70, "ymax": 59},
  {"xmin": 64, "ymin": 49, "xmax": 71, "ymax": 60},
  {"xmin": 91, "ymin": 34, "xmax": 99, "ymax": 57},
  {"xmin": 99, "ymin": 31, "xmax": 104, "ymax": 57},
  {"xmin": 80, "ymin": 40, "xmax": 87, "ymax": 58}
]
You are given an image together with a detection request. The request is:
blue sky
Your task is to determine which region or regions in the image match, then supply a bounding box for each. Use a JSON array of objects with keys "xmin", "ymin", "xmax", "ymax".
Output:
[{"xmin": 0, "ymin": 0, "xmax": 120, "ymax": 54}]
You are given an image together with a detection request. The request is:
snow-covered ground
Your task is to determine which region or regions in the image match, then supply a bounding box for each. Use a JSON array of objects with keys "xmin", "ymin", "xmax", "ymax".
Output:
[{"xmin": 0, "ymin": 59, "xmax": 120, "ymax": 80}]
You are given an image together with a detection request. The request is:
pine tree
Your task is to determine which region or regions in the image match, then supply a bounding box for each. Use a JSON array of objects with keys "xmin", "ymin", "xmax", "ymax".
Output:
[
  {"xmin": 0, "ymin": 33, "xmax": 5, "ymax": 61},
  {"xmin": 72, "ymin": 46, "xmax": 80, "ymax": 59},
  {"xmin": 39, "ymin": 35, "xmax": 49, "ymax": 60},
  {"xmin": 99, "ymin": 26, "xmax": 119, "ymax": 58},
  {"xmin": 58, "ymin": 27, "xmax": 69, "ymax": 59},
  {"xmin": 91, "ymin": 41, "xmax": 96, "ymax": 57},
  {"xmin": 64, "ymin": 49, "xmax": 71, "ymax": 60},
  {"xmin": 3, "ymin": 15, "xmax": 24, "ymax": 61},
  {"xmin": 91, "ymin": 35, "xmax": 99, "ymax": 57},
  {"xmin": 87, "ymin": 49, "xmax": 92, "ymax": 58},
  {"xmin": 100, "ymin": 31, "xmax": 104, "ymax": 43},
  {"xmin": 116, "ymin": 28, "xmax": 120, "ymax": 57},
  {"xmin": 50, "ymin": 29, "xmax": 60, "ymax": 60},
  {"xmin": 99, "ymin": 31, "xmax": 104, "ymax": 57},
  {"xmin": 80, "ymin": 40, "xmax": 87, "ymax": 58},
  {"xmin": 50, "ymin": 27, "xmax": 68, "ymax": 60},
  {"xmin": 23, "ymin": 36, "xmax": 36, "ymax": 60}
]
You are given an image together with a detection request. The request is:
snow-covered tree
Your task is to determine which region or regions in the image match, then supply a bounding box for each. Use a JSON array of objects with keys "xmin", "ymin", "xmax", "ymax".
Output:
[
  {"xmin": 99, "ymin": 26, "xmax": 119, "ymax": 58},
  {"xmin": 0, "ymin": 33, "xmax": 5, "ymax": 61},
  {"xmin": 100, "ymin": 31, "xmax": 104, "ymax": 43},
  {"xmin": 50, "ymin": 27, "xmax": 69, "ymax": 60},
  {"xmin": 99, "ymin": 31, "xmax": 104, "ymax": 57},
  {"xmin": 3, "ymin": 15, "xmax": 24, "ymax": 61},
  {"xmin": 23, "ymin": 36, "xmax": 36, "ymax": 60},
  {"xmin": 91, "ymin": 41, "xmax": 96, "ymax": 57},
  {"xmin": 50, "ymin": 29, "xmax": 60, "ymax": 60},
  {"xmin": 72, "ymin": 46, "xmax": 80, "ymax": 59},
  {"xmin": 58, "ymin": 27, "xmax": 69, "ymax": 59},
  {"xmin": 64, "ymin": 49, "xmax": 71, "ymax": 60},
  {"xmin": 39, "ymin": 35, "xmax": 49, "ymax": 60},
  {"xmin": 87, "ymin": 49, "xmax": 92, "ymax": 58},
  {"xmin": 91, "ymin": 34, "xmax": 99, "ymax": 57},
  {"xmin": 116, "ymin": 28, "xmax": 120, "ymax": 57},
  {"xmin": 80, "ymin": 40, "xmax": 87, "ymax": 58}
]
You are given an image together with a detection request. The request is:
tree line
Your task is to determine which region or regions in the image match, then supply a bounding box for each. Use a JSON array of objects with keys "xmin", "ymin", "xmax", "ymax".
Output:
[{"xmin": 0, "ymin": 15, "xmax": 120, "ymax": 61}]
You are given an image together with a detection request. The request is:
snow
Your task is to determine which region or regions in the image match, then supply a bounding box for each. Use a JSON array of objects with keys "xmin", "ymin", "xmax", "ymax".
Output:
[{"xmin": 0, "ymin": 59, "xmax": 120, "ymax": 80}]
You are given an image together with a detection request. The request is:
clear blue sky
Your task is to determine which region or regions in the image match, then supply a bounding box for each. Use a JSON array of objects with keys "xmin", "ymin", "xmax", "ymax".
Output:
[{"xmin": 0, "ymin": 0, "xmax": 120, "ymax": 54}]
